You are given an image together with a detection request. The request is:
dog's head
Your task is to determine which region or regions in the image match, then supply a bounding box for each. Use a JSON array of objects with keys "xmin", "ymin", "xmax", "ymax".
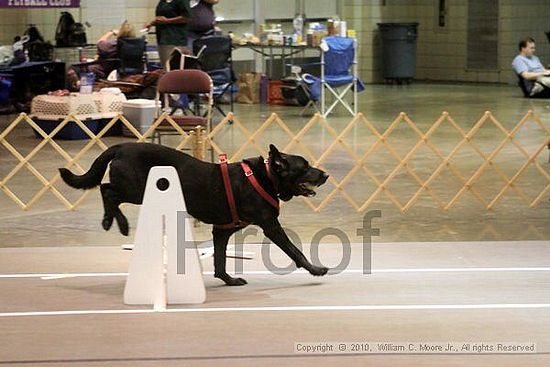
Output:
[{"xmin": 268, "ymin": 144, "xmax": 329, "ymax": 201}]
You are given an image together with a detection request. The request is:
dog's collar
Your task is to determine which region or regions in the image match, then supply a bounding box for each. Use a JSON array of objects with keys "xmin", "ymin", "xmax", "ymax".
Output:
[{"xmin": 264, "ymin": 158, "xmax": 273, "ymax": 182}]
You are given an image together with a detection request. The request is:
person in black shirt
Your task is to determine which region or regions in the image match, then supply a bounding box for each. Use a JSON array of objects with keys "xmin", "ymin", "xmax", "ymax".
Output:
[{"xmin": 146, "ymin": 0, "xmax": 192, "ymax": 68}]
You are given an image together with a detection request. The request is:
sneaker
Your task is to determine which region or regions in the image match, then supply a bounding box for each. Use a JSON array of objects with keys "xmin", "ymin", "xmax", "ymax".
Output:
[{"xmin": 530, "ymin": 82, "xmax": 544, "ymax": 96}]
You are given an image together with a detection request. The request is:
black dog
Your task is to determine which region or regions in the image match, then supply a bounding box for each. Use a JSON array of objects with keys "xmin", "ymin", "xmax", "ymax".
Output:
[{"xmin": 59, "ymin": 143, "xmax": 329, "ymax": 286}]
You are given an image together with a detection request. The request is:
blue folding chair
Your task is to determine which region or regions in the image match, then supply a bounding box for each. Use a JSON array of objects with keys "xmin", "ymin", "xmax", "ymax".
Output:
[
  {"xmin": 295, "ymin": 37, "xmax": 363, "ymax": 117},
  {"xmin": 320, "ymin": 36, "xmax": 363, "ymax": 117}
]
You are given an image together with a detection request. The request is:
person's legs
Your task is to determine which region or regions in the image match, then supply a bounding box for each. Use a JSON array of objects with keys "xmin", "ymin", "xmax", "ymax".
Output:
[
  {"xmin": 537, "ymin": 76, "xmax": 550, "ymax": 88},
  {"xmin": 158, "ymin": 45, "xmax": 175, "ymax": 69},
  {"xmin": 530, "ymin": 76, "xmax": 550, "ymax": 97}
]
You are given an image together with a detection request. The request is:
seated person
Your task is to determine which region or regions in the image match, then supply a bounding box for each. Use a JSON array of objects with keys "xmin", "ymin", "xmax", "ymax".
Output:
[
  {"xmin": 67, "ymin": 21, "xmax": 136, "ymax": 90},
  {"xmin": 512, "ymin": 37, "xmax": 550, "ymax": 97}
]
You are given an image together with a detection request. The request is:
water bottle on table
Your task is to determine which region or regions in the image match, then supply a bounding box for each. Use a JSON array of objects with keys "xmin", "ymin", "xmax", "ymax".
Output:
[{"xmin": 79, "ymin": 72, "xmax": 95, "ymax": 94}]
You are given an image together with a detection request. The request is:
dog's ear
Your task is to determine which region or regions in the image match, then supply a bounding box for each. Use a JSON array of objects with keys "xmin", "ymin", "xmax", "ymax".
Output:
[
  {"xmin": 269, "ymin": 144, "xmax": 288, "ymax": 176},
  {"xmin": 269, "ymin": 144, "xmax": 280, "ymax": 155}
]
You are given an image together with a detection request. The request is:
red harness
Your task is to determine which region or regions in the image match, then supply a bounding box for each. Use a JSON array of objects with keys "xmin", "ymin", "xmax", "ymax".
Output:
[{"xmin": 214, "ymin": 154, "xmax": 279, "ymax": 229}]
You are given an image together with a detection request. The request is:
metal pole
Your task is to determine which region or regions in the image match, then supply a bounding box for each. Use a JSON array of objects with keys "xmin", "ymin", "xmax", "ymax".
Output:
[
  {"xmin": 253, "ymin": 0, "xmax": 264, "ymax": 74},
  {"xmin": 336, "ymin": 0, "xmax": 343, "ymax": 19},
  {"xmin": 321, "ymin": 49, "xmax": 325, "ymax": 116},
  {"xmin": 353, "ymin": 39, "xmax": 358, "ymax": 116}
]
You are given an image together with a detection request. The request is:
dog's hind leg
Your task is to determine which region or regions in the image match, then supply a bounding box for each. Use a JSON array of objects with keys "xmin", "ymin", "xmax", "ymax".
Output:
[
  {"xmin": 100, "ymin": 184, "xmax": 115, "ymax": 231},
  {"xmin": 213, "ymin": 227, "xmax": 247, "ymax": 286},
  {"xmin": 100, "ymin": 183, "xmax": 129, "ymax": 236}
]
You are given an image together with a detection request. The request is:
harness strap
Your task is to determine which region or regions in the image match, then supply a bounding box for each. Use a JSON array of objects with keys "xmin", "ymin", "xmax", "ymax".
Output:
[
  {"xmin": 218, "ymin": 154, "xmax": 241, "ymax": 228},
  {"xmin": 241, "ymin": 162, "xmax": 279, "ymax": 211},
  {"xmin": 214, "ymin": 155, "xmax": 279, "ymax": 230}
]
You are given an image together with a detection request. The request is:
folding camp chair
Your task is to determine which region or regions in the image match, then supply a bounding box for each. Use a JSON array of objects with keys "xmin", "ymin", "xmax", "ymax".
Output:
[
  {"xmin": 116, "ymin": 36, "xmax": 147, "ymax": 77},
  {"xmin": 319, "ymin": 36, "xmax": 361, "ymax": 117},
  {"xmin": 193, "ymin": 35, "xmax": 235, "ymax": 117},
  {"xmin": 292, "ymin": 37, "xmax": 363, "ymax": 118},
  {"xmin": 72, "ymin": 36, "xmax": 147, "ymax": 80},
  {"xmin": 167, "ymin": 46, "xmax": 204, "ymax": 71}
]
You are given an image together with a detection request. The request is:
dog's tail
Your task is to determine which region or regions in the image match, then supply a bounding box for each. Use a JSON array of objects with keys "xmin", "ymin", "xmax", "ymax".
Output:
[{"xmin": 59, "ymin": 145, "xmax": 121, "ymax": 190}]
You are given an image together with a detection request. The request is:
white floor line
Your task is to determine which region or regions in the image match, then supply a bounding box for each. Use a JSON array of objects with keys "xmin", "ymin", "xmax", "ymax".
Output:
[
  {"xmin": 0, "ymin": 272, "xmax": 128, "ymax": 279},
  {"xmin": 2, "ymin": 303, "xmax": 550, "ymax": 318},
  {"xmin": 207, "ymin": 241, "xmax": 550, "ymax": 247},
  {"xmin": 1, "ymin": 267, "xmax": 550, "ymax": 280}
]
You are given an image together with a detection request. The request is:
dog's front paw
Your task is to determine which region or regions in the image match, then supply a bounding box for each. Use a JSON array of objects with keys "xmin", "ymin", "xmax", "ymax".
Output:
[
  {"xmin": 226, "ymin": 277, "xmax": 248, "ymax": 286},
  {"xmin": 308, "ymin": 265, "xmax": 329, "ymax": 276},
  {"xmin": 216, "ymin": 273, "xmax": 248, "ymax": 286}
]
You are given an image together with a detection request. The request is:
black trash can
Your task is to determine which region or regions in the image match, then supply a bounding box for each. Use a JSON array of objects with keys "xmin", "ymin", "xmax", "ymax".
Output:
[{"xmin": 377, "ymin": 22, "xmax": 419, "ymax": 83}]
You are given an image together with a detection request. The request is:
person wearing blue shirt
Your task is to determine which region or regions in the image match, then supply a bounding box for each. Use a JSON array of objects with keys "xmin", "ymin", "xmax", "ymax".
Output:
[{"xmin": 512, "ymin": 37, "xmax": 550, "ymax": 97}]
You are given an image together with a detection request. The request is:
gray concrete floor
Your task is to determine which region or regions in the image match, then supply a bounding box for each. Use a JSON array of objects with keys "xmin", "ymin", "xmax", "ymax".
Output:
[
  {"xmin": 1, "ymin": 241, "xmax": 550, "ymax": 366},
  {"xmin": 1, "ymin": 82, "xmax": 550, "ymax": 366}
]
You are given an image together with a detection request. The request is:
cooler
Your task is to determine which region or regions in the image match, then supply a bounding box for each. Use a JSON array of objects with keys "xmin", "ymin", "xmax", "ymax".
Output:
[{"xmin": 122, "ymin": 99, "xmax": 160, "ymax": 137}]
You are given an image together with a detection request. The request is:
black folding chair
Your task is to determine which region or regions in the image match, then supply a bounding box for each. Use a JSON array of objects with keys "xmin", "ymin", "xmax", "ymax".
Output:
[
  {"xmin": 72, "ymin": 36, "xmax": 146, "ymax": 80},
  {"xmin": 192, "ymin": 35, "xmax": 235, "ymax": 117},
  {"xmin": 117, "ymin": 36, "xmax": 147, "ymax": 76}
]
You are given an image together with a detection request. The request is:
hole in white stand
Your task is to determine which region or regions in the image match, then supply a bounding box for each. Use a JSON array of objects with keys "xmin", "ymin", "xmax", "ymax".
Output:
[{"xmin": 156, "ymin": 178, "xmax": 170, "ymax": 191}]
